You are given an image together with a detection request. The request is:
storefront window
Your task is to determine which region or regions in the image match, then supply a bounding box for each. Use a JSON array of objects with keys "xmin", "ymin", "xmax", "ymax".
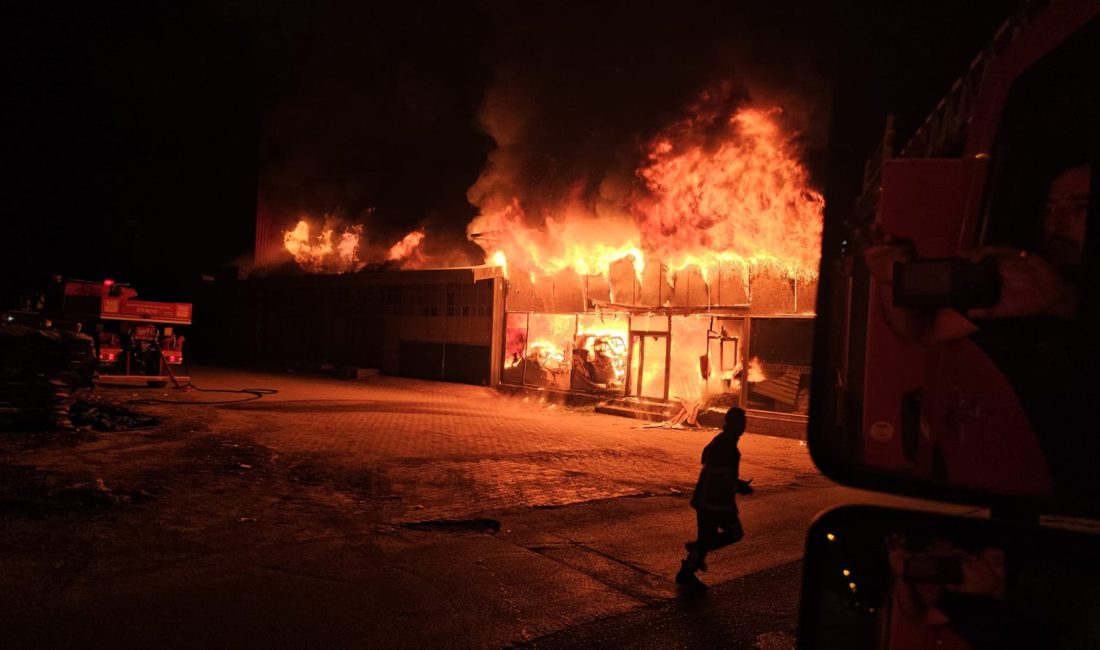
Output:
[
  {"xmin": 631, "ymin": 332, "xmax": 668, "ymax": 400},
  {"xmin": 669, "ymin": 315, "xmax": 710, "ymax": 403},
  {"xmin": 501, "ymin": 312, "xmax": 529, "ymax": 386},
  {"xmin": 746, "ymin": 318, "xmax": 814, "ymax": 414},
  {"xmin": 705, "ymin": 317, "xmax": 744, "ymax": 410},
  {"xmin": 622, "ymin": 313, "xmax": 668, "ymax": 400},
  {"xmin": 523, "ymin": 313, "xmax": 576, "ymax": 390},
  {"xmin": 575, "ymin": 313, "xmax": 628, "ymax": 393}
]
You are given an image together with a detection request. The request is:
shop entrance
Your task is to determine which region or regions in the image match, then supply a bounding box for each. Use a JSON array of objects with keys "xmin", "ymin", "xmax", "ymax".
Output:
[{"xmin": 627, "ymin": 332, "xmax": 669, "ymax": 401}]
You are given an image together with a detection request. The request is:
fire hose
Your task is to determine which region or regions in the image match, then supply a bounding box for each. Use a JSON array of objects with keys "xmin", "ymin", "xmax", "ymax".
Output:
[{"xmin": 127, "ymin": 351, "xmax": 278, "ymax": 405}]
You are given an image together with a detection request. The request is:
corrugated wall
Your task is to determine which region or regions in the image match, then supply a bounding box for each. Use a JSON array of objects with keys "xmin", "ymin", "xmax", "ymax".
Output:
[{"xmin": 503, "ymin": 258, "xmax": 816, "ymax": 315}]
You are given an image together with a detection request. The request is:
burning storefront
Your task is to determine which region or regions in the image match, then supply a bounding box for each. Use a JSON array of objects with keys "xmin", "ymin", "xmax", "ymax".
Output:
[
  {"xmin": 469, "ymin": 101, "xmax": 823, "ymax": 436},
  {"xmin": 244, "ymin": 88, "xmax": 823, "ymax": 437}
]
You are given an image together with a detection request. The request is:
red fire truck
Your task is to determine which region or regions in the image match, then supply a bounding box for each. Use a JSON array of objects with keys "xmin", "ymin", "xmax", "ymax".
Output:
[
  {"xmin": 54, "ymin": 279, "xmax": 192, "ymax": 388},
  {"xmin": 817, "ymin": 0, "xmax": 1099, "ymax": 503}
]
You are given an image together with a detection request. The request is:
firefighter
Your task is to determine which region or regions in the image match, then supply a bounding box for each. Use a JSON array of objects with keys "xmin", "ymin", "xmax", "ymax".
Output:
[{"xmin": 676, "ymin": 406, "xmax": 754, "ymax": 593}]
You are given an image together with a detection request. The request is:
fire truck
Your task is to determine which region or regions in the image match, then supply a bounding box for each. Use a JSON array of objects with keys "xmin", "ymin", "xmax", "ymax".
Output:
[
  {"xmin": 52, "ymin": 279, "xmax": 192, "ymax": 388},
  {"xmin": 817, "ymin": 1, "xmax": 1099, "ymax": 502}
]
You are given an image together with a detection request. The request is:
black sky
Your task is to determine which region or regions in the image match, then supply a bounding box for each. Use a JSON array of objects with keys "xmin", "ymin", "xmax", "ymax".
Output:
[{"xmin": 3, "ymin": 0, "xmax": 1017, "ymax": 300}]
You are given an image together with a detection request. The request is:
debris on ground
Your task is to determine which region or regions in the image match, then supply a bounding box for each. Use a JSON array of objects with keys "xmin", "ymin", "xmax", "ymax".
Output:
[
  {"xmin": 69, "ymin": 400, "xmax": 160, "ymax": 432},
  {"xmin": 49, "ymin": 477, "xmax": 120, "ymax": 511},
  {"xmin": 0, "ymin": 323, "xmax": 95, "ymax": 431},
  {"xmin": 0, "ymin": 465, "xmax": 144, "ymax": 517}
]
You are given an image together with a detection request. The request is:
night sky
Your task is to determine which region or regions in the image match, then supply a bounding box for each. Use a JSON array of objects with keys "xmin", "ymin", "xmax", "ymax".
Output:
[{"xmin": 4, "ymin": 0, "xmax": 1017, "ymax": 301}]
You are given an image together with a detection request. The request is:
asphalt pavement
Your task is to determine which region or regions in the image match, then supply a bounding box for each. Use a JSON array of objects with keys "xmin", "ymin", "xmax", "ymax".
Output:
[{"xmin": 0, "ymin": 366, "xmax": 970, "ymax": 649}]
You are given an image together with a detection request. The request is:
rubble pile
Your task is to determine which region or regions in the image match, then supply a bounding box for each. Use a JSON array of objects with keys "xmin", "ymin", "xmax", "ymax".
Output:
[
  {"xmin": 70, "ymin": 400, "xmax": 159, "ymax": 432},
  {"xmin": 0, "ymin": 324, "xmax": 96, "ymax": 431}
]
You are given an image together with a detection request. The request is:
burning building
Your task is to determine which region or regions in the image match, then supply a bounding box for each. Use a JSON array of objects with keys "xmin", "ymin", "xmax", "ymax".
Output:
[{"xmin": 242, "ymin": 89, "xmax": 822, "ymax": 437}]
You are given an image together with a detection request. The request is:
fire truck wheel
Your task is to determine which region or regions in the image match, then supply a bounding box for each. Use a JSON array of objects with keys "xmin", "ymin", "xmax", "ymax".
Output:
[{"xmin": 147, "ymin": 380, "xmax": 168, "ymax": 388}]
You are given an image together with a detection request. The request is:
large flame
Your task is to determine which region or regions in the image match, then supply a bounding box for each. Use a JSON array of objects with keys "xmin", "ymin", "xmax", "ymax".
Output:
[
  {"xmin": 387, "ymin": 229, "xmax": 426, "ymax": 263},
  {"xmin": 283, "ymin": 219, "xmax": 364, "ymax": 274},
  {"xmin": 470, "ymin": 200, "xmax": 646, "ymax": 281},
  {"xmin": 469, "ymin": 100, "xmax": 823, "ymax": 286},
  {"xmin": 636, "ymin": 106, "xmax": 823, "ymax": 281},
  {"xmin": 283, "ymin": 218, "xmax": 428, "ymax": 273}
]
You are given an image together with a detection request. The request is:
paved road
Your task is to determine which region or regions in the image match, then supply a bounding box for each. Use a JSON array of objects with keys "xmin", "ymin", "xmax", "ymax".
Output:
[
  {"xmin": 523, "ymin": 560, "xmax": 804, "ymax": 649},
  {"xmin": 0, "ymin": 367, "xmax": 968, "ymax": 648}
]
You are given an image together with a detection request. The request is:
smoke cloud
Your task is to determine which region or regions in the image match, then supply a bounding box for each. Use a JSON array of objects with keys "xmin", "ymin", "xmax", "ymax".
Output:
[
  {"xmin": 256, "ymin": 1, "xmax": 835, "ymax": 272},
  {"xmin": 466, "ymin": 1, "xmax": 833, "ymax": 242}
]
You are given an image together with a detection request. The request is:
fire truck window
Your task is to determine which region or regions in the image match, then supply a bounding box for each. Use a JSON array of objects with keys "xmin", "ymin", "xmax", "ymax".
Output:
[
  {"xmin": 747, "ymin": 318, "xmax": 813, "ymax": 414},
  {"xmin": 983, "ymin": 13, "xmax": 1098, "ymax": 265}
]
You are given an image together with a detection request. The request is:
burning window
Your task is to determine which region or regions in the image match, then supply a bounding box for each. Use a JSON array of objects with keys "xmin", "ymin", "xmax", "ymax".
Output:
[
  {"xmin": 575, "ymin": 313, "xmax": 628, "ymax": 393},
  {"xmin": 706, "ymin": 318, "xmax": 745, "ymax": 400},
  {"xmin": 502, "ymin": 312, "xmax": 529, "ymax": 385},
  {"xmin": 746, "ymin": 318, "xmax": 813, "ymax": 414},
  {"xmin": 522, "ymin": 313, "xmax": 575, "ymax": 390}
]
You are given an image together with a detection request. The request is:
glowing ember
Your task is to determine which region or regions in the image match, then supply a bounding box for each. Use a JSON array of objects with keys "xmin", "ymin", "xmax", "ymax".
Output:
[
  {"xmin": 387, "ymin": 229, "xmax": 426, "ymax": 263},
  {"xmin": 467, "ymin": 93, "xmax": 823, "ymax": 288},
  {"xmin": 283, "ymin": 219, "xmax": 364, "ymax": 274}
]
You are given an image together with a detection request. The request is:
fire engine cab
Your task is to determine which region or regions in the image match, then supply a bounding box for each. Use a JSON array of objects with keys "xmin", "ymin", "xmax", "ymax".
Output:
[
  {"xmin": 54, "ymin": 279, "xmax": 191, "ymax": 388},
  {"xmin": 817, "ymin": 1, "xmax": 1099, "ymax": 503}
]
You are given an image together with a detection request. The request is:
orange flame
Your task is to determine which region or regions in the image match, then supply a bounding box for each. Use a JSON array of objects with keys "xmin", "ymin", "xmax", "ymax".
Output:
[
  {"xmin": 576, "ymin": 320, "xmax": 629, "ymax": 387},
  {"xmin": 747, "ymin": 357, "xmax": 765, "ymax": 383},
  {"xmin": 283, "ymin": 219, "xmax": 364, "ymax": 274},
  {"xmin": 283, "ymin": 218, "xmax": 431, "ymax": 273},
  {"xmin": 470, "ymin": 200, "xmax": 646, "ymax": 281},
  {"xmin": 527, "ymin": 340, "xmax": 567, "ymax": 371},
  {"xmin": 636, "ymin": 106, "xmax": 823, "ymax": 282},
  {"xmin": 387, "ymin": 229, "xmax": 426, "ymax": 263},
  {"xmin": 468, "ymin": 100, "xmax": 822, "ymax": 287}
]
